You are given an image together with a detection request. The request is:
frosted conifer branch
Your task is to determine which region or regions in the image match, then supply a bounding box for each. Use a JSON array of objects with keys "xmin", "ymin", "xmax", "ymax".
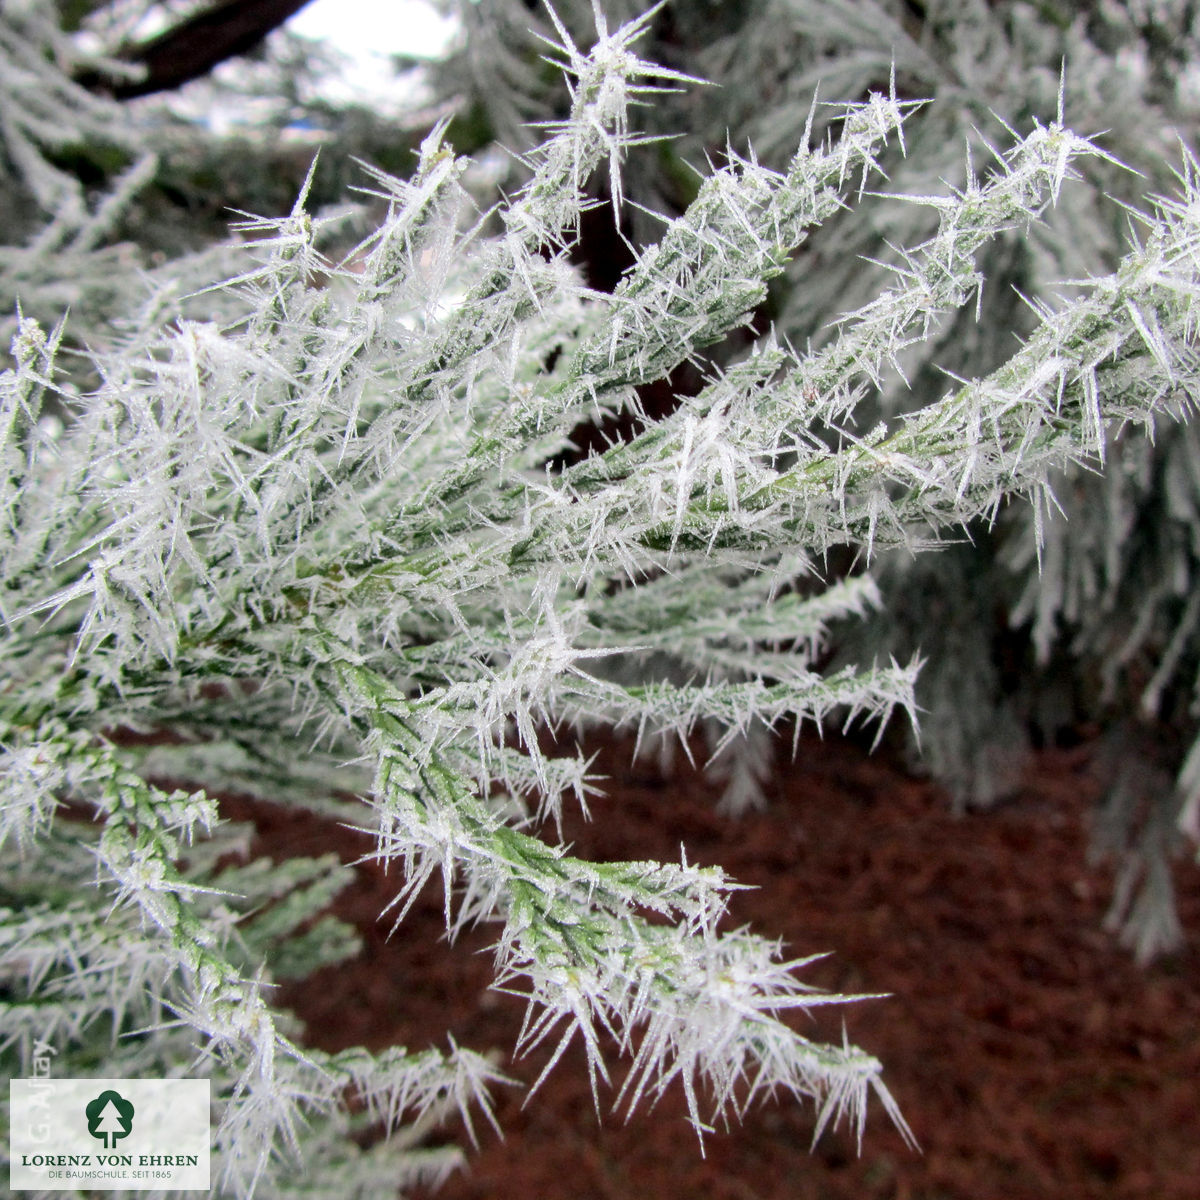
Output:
[
  {"xmin": 318, "ymin": 647, "xmax": 909, "ymax": 1142},
  {"xmin": 6, "ymin": 2, "xmax": 1200, "ymax": 1189}
]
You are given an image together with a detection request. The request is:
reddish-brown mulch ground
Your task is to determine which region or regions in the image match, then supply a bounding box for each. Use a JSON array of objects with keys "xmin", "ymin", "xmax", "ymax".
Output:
[{"xmin": 247, "ymin": 729, "xmax": 1200, "ymax": 1200}]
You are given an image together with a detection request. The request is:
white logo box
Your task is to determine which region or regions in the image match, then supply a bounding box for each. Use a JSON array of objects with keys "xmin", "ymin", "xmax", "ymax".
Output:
[{"xmin": 10, "ymin": 1079, "xmax": 210, "ymax": 1192}]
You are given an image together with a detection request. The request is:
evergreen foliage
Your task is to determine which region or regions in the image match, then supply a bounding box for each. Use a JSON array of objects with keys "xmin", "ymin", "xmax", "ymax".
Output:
[
  {"xmin": 436, "ymin": 0, "xmax": 1200, "ymax": 959},
  {"xmin": 3, "ymin": 1, "xmax": 1199, "ymax": 1194}
]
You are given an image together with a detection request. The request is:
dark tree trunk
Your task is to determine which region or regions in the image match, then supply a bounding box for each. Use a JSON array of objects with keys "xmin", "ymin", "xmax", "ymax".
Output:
[{"xmin": 79, "ymin": 0, "xmax": 314, "ymax": 100}]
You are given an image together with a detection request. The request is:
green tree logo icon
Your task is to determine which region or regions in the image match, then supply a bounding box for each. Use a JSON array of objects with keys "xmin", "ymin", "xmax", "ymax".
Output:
[{"xmin": 85, "ymin": 1090, "xmax": 135, "ymax": 1149}]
